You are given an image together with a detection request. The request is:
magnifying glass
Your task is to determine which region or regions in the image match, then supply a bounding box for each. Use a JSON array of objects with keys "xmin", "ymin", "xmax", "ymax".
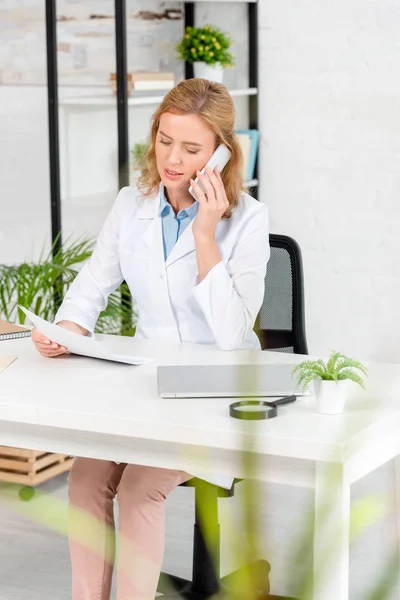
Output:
[{"xmin": 229, "ymin": 395, "xmax": 297, "ymax": 420}]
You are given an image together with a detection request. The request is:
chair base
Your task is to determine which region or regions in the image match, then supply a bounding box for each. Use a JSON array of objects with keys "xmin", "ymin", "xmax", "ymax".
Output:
[{"xmin": 158, "ymin": 559, "xmax": 271, "ymax": 599}]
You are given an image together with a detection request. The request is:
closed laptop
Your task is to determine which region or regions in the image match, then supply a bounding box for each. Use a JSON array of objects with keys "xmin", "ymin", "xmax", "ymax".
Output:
[{"xmin": 157, "ymin": 364, "xmax": 304, "ymax": 398}]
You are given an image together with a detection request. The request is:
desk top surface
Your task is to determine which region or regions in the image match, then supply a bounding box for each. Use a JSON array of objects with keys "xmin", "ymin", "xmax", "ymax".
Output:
[{"xmin": 1, "ymin": 336, "xmax": 400, "ymax": 463}]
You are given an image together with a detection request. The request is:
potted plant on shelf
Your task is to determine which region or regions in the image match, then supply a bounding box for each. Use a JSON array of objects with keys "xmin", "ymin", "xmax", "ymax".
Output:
[
  {"xmin": 130, "ymin": 140, "xmax": 149, "ymax": 185},
  {"xmin": 176, "ymin": 24, "xmax": 234, "ymax": 83},
  {"xmin": 131, "ymin": 140, "xmax": 148, "ymax": 170},
  {"xmin": 292, "ymin": 351, "xmax": 368, "ymax": 415}
]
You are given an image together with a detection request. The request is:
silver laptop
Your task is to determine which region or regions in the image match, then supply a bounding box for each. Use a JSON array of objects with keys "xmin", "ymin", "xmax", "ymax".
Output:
[{"xmin": 157, "ymin": 364, "xmax": 305, "ymax": 398}]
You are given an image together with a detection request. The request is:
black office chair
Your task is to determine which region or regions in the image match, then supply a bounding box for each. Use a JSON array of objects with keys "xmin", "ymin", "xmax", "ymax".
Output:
[
  {"xmin": 157, "ymin": 234, "xmax": 308, "ymax": 600},
  {"xmin": 257, "ymin": 234, "xmax": 308, "ymax": 355}
]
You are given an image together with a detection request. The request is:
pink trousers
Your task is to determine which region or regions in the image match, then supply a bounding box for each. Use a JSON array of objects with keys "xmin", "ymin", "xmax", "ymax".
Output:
[{"xmin": 68, "ymin": 457, "xmax": 190, "ymax": 600}]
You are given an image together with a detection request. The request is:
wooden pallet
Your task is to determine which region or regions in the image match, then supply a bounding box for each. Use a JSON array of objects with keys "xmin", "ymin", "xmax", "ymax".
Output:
[{"xmin": 0, "ymin": 446, "xmax": 74, "ymax": 486}]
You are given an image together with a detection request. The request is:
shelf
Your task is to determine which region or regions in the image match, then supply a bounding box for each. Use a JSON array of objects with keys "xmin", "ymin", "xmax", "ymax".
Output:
[
  {"xmin": 59, "ymin": 88, "xmax": 258, "ymax": 108},
  {"xmin": 230, "ymin": 88, "xmax": 258, "ymax": 97},
  {"xmin": 244, "ymin": 178, "xmax": 258, "ymax": 189}
]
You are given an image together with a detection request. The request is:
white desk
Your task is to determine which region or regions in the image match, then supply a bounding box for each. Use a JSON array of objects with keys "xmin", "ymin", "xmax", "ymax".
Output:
[{"xmin": 1, "ymin": 336, "xmax": 400, "ymax": 600}]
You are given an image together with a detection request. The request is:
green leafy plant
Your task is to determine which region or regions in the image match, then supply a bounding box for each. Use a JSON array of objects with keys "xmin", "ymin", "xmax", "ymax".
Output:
[
  {"xmin": 292, "ymin": 350, "xmax": 368, "ymax": 391},
  {"xmin": 131, "ymin": 140, "xmax": 149, "ymax": 172},
  {"xmin": 176, "ymin": 24, "xmax": 234, "ymax": 67},
  {"xmin": 0, "ymin": 237, "xmax": 136, "ymax": 336}
]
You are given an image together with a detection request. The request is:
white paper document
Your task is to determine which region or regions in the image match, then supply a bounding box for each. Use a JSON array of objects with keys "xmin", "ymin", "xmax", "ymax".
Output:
[{"xmin": 19, "ymin": 306, "xmax": 151, "ymax": 366}]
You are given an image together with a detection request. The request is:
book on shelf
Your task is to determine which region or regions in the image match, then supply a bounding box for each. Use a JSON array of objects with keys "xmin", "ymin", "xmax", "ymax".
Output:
[
  {"xmin": 235, "ymin": 129, "xmax": 260, "ymax": 182},
  {"xmin": 110, "ymin": 72, "xmax": 175, "ymax": 94},
  {"xmin": 0, "ymin": 320, "xmax": 31, "ymax": 341},
  {"xmin": 236, "ymin": 133, "xmax": 252, "ymax": 182}
]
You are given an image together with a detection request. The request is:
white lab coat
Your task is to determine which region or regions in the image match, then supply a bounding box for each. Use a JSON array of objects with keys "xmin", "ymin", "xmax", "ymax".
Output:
[{"xmin": 55, "ymin": 185, "xmax": 270, "ymax": 487}]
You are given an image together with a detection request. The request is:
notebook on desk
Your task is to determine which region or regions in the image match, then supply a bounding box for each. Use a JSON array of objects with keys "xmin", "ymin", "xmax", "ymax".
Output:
[
  {"xmin": 0, "ymin": 356, "xmax": 17, "ymax": 374},
  {"xmin": 0, "ymin": 320, "xmax": 31, "ymax": 341},
  {"xmin": 157, "ymin": 364, "xmax": 306, "ymax": 398}
]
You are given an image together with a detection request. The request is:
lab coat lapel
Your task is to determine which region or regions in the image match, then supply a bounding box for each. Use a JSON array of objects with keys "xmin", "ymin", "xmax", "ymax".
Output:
[
  {"xmin": 138, "ymin": 186, "xmax": 196, "ymax": 268},
  {"xmin": 138, "ymin": 189, "xmax": 166, "ymax": 277},
  {"xmin": 165, "ymin": 220, "xmax": 196, "ymax": 267}
]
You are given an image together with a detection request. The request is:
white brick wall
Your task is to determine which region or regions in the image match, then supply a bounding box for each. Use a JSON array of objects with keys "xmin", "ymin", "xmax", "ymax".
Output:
[
  {"xmin": 258, "ymin": 0, "xmax": 400, "ymax": 363},
  {"xmin": 256, "ymin": 9, "xmax": 400, "ymax": 593}
]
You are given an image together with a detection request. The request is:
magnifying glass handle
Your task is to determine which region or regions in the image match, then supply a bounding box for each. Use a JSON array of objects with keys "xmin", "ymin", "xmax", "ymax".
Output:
[{"xmin": 273, "ymin": 395, "xmax": 297, "ymax": 406}]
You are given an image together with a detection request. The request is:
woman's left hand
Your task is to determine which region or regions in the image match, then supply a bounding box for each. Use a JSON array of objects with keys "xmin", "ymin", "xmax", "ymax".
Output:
[{"xmin": 191, "ymin": 166, "xmax": 229, "ymax": 239}]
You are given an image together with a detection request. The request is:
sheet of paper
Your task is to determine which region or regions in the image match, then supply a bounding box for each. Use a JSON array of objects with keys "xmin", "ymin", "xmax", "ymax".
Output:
[
  {"xmin": 18, "ymin": 306, "xmax": 151, "ymax": 366},
  {"xmin": 0, "ymin": 356, "xmax": 17, "ymax": 375}
]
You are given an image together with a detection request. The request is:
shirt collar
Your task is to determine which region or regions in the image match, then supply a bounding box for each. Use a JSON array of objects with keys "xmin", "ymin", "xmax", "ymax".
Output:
[
  {"xmin": 159, "ymin": 183, "xmax": 198, "ymax": 218},
  {"xmin": 159, "ymin": 184, "xmax": 170, "ymax": 216}
]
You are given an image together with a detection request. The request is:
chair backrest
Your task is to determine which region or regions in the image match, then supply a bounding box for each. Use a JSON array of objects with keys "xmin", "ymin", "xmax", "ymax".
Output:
[{"xmin": 256, "ymin": 234, "xmax": 308, "ymax": 355}]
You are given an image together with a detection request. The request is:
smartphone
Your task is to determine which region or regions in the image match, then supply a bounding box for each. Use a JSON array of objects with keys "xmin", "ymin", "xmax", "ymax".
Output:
[{"xmin": 189, "ymin": 143, "xmax": 232, "ymax": 201}]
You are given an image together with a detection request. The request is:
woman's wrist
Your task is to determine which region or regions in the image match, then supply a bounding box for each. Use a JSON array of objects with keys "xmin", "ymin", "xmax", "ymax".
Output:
[
  {"xmin": 193, "ymin": 230, "xmax": 216, "ymax": 244},
  {"xmin": 194, "ymin": 233, "xmax": 221, "ymax": 282},
  {"xmin": 56, "ymin": 320, "xmax": 89, "ymax": 336}
]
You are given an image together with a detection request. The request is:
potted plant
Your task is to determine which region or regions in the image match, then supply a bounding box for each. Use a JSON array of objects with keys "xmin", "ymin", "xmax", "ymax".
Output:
[
  {"xmin": 176, "ymin": 24, "xmax": 234, "ymax": 83},
  {"xmin": 292, "ymin": 351, "xmax": 368, "ymax": 414},
  {"xmin": 130, "ymin": 140, "xmax": 149, "ymax": 185},
  {"xmin": 0, "ymin": 238, "xmax": 136, "ymax": 336},
  {"xmin": 131, "ymin": 140, "xmax": 148, "ymax": 170}
]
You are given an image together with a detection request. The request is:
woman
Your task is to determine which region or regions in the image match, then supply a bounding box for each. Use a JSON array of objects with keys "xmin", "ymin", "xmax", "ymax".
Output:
[{"xmin": 32, "ymin": 78, "xmax": 269, "ymax": 600}]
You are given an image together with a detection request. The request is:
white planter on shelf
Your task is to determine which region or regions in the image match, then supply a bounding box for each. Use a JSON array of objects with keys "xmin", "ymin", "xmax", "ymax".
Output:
[
  {"xmin": 193, "ymin": 62, "xmax": 224, "ymax": 83},
  {"xmin": 314, "ymin": 380, "xmax": 348, "ymax": 415}
]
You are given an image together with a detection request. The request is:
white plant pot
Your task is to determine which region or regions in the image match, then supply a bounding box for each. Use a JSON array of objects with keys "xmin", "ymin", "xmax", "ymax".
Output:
[
  {"xmin": 193, "ymin": 62, "xmax": 224, "ymax": 83},
  {"xmin": 314, "ymin": 380, "xmax": 348, "ymax": 415}
]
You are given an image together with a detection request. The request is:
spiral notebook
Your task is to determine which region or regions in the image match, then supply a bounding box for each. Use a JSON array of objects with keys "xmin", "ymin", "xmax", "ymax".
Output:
[{"xmin": 0, "ymin": 320, "xmax": 31, "ymax": 341}]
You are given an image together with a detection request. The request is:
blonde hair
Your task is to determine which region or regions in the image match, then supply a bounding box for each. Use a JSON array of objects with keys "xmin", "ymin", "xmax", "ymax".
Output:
[{"xmin": 137, "ymin": 78, "xmax": 244, "ymax": 217}]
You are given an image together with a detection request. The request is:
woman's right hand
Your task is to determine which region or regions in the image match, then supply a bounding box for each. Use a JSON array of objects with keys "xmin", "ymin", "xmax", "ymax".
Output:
[{"xmin": 32, "ymin": 320, "xmax": 88, "ymax": 358}]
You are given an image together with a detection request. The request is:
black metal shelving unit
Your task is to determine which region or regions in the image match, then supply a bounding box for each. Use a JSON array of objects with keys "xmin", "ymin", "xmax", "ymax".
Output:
[
  {"xmin": 45, "ymin": 0, "xmax": 62, "ymax": 254},
  {"xmin": 248, "ymin": 1, "xmax": 259, "ymax": 197},
  {"xmin": 45, "ymin": 0, "xmax": 131, "ymax": 250},
  {"xmin": 45, "ymin": 0, "xmax": 259, "ymax": 249},
  {"xmin": 115, "ymin": 0, "xmax": 130, "ymax": 191}
]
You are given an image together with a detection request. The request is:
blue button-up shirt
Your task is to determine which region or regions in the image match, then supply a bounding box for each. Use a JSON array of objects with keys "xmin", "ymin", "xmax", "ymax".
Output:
[{"xmin": 159, "ymin": 184, "xmax": 198, "ymax": 259}]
